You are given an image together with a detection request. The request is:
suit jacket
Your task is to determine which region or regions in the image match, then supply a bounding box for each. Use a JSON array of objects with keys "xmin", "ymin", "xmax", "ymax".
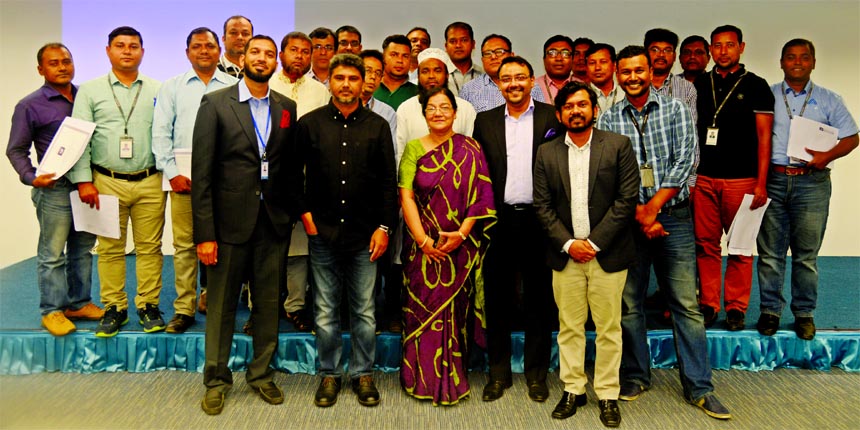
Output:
[
  {"xmin": 473, "ymin": 101, "xmax": 560, "ymax": 210},
  {"xmin": 533, "ymin": 128, "xmax": 640, "ymax": 273},
  {"xmin": 192, "ymin": 84, "xmax": 297, "ymax": 245}
]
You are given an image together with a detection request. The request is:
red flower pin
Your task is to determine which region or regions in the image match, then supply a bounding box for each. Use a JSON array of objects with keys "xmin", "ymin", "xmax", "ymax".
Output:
[{"xmin": 280, "ymin": 110, "xmax": 291, "ymax": 128}]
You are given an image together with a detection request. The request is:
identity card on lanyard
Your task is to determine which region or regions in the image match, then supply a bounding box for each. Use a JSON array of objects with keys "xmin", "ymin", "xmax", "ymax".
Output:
[
  {"xmin": 706, "ymin": 70, "xmax": 747, "ymax": 146},
  {"xmin": 108, "ymin": 76, "xmax": 143, "ymax": 159},
  {"xmin": 252, "ymin": 106, "xmax": 271, "ymax": 180}
]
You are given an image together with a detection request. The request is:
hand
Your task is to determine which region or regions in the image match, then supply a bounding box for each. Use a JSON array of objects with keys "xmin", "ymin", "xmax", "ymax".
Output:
[
  {"xmin": 568, "ymin": 239, "xmax": 596, "ymax": 263},
  {"xmin": 419, "ymin": 237, "xmax": 447, "ymax": 262},
  {"xmin": 368, "ymin": 229, "xmax": 389, "ymax": 262},
  {"xmin": 301, "ymin": 212, "xmax": 318, "ymax": 236},
  {"xmin": 750, "ymin": 184, "xmax": 768, "ymax": 209},
  {"xmin": 635, "ymin": 204, "xmax": 658, "ymax": 229},
  {"xmin": 197, "ymin": 241, "xmax": 218, "ymax": 265},
  {"xmin": 804, "ymin": 148, "xmax": 831, "ymax": 170},
  {"xmin": 435, "ymin": 230, "xmax": 465, "ymax": 254},
  {"xmin": 641, "ymin": 221, "xmax": 669, "ymax": 240},
  {"xmin": 169, "ymin": 175, "xmax": 192, "ymax": 193},
  {"xmin": 77, "ymin": 182, "xmax": 100, "ymax": 209},
  {"xmin": 32, "ymin": 173, "xmax": 57, "ymax": 188}
]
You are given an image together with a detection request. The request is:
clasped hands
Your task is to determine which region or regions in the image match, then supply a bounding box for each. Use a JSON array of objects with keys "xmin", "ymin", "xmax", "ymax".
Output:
[
  {"xmin": 420, "ymin": 230, "xmax": 465, "ymax": 262},
  {"xmin": 636, "ymin": 204, "xmax": 669, "ymax": 240}
]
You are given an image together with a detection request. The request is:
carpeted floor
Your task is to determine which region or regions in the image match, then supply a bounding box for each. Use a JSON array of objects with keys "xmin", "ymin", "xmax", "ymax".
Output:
[{"xmin": 1, "ymin": 368, "xmax": 858, "ymax": 430}]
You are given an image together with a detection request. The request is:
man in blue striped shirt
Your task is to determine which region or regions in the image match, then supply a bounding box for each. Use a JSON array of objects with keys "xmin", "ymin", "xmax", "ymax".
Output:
[{"xmin": 597, "ymin": 45, "xmax": 731, "ymax": 421}]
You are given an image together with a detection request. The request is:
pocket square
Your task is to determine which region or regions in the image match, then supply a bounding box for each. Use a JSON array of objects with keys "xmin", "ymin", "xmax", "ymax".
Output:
[
  {"xmin": 280, "ymin": 110, "xmax": 291, "ymax": 128},
  {"xmin": 544, "ymin": 128, "xmax": 557, "ymax": 139}
]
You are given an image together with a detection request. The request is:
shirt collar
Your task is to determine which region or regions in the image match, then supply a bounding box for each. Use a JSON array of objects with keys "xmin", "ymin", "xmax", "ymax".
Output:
[
  {"xmin": 183, "ymin": 68, "xmax": 235, "ymax": 85},
  {"xmin": 220, "ymin": 54, "xmax": 242, "ymax": 71},
  {"xmin": 620, "ymin": 90, "xmax": 659, "ymax": 113},
  {"xmin": 564, "ymin": 129, "xmax": 593, "ymax": 149},
  {"xmin": 108, "ymin": 70, "xmax": 142, "ymax": 87},
  {"xmin": 504, "ymin": 98, "xmax": 535, "ymax": 119},
  {"xmin": 783, "ymin": 79, "xmax": 814, "ymax": 96},
  {"xmin": 238, "ymin": 78, "xmax": 270, "ymax": 102},
  {"xmin": 326, "ymin": 99, "xmax": 365, "ymax": 122},
  {"xmin": 40, "ymin": 82, "xmax": 77, "ymax": 100}
]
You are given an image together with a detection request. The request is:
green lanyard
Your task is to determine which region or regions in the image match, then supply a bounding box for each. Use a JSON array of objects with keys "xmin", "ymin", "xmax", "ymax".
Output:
[{"xmin": 781, "ymin": 82, "xmax": 814, "ymax": 120}]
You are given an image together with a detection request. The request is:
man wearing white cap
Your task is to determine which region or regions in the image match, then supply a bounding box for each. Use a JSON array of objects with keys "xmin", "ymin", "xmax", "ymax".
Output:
[{"xmin": 394, "ymin": 47, "xmax": 477, "ymax": 164}]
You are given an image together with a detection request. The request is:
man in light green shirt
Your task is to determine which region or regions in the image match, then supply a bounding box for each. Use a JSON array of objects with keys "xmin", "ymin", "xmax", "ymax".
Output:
[{"xmin": 68, "ymin": 26, "xmax": 165, "ymax": 338}]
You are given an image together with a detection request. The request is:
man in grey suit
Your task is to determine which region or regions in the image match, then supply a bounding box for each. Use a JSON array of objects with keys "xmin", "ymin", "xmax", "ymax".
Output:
[
  {"xmin": 472, "ymin": 56, "xmax": 560, "ymax": 403},
  {"xmin": 192, "ymin": 35, "xmax": 297, "ymax": 415},
  {"xmin": 533, "ymin": 81, "xmax": 639, "ymax": 427}
]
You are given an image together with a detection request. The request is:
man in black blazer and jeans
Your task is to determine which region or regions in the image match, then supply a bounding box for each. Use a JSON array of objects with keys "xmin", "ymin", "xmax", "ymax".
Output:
[{"xmin": 472, "ymin": 56, "xmax": 559, "ymax": 403}]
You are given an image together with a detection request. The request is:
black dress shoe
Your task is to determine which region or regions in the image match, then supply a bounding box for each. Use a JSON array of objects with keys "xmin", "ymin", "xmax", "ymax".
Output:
[
  {"xmin": 794, "ymin": 317, "xmax": 816, "ymax": 340},
  {"xmin": 314, "ymin": 376, "xmax": 342, "ymax": 407},
  {"xmin": 552, "ymin": 391, "xmax": 587, "ymax": 419},
  {"xmin": 352, "ymin": 375, "xmax": 380, "ymax": 406},
  {"xmin": 701, "ymin": 305, "xmax": 717, "ymax": 328},
  {"xmin": 255, "ymin": 381, "xmax": 284, "ymax": 404},
  {"xmin": 599, "ymin": 399, "xmax": 621, "ymax": 427},
  {"xmin": 527, "ymin": 380, "xmax": 549, "ymax": 402},
  {"xmin": 725, "ymin": 309, "xmax": 745, "ymax": 331},
  {"xmin": 482, "ymin": 379, "xmax": 512, "ymax": 401},
  {"xmin": 285, "ymin": 311, "xmax": 313, "ymax": 332},
  {"xmin": 165, "ymin": 314, "xmax": 194, "ymax": 334},
  {"xmin": 757, "ymin": 313, "xmax": 780, "ymax": 336}
]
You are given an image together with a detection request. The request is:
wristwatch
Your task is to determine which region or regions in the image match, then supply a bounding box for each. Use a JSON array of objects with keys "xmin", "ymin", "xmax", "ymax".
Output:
[{"xmin": 378, "ymin": 225, "xmax": 390, "ymax": 235}]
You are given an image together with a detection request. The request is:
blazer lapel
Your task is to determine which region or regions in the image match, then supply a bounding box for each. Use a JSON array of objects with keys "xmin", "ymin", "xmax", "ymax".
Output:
[
  {"xmin": 588, "ymin": 130, "xmax": 604, "ymax": 200},
  {"xmin": 554, "ymin": 138, "xmax": 572, "ymax": 202},
  {"xmin": 230, "ymin": 90, "xmax": 261, "ymax": 159},
  {"xmin": 268, "ymin": 93, "xmax": 283, "ymax": 149}
]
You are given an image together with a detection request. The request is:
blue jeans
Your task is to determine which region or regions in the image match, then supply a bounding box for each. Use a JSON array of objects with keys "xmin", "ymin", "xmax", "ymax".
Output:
[
  {"xmin": 621, "ymin": 206, "xmax": 714, "ymax": 401},
  {"xmin": 308, "ymin": 235, "xmax": 377, "ymax": 379},
  {"xmin": 31, "ymin": 178, "xmax": 97, "ymax": 315},
  {"xmin": 757, "ymin": 169, "xmax": 831, "ymax": 318}
]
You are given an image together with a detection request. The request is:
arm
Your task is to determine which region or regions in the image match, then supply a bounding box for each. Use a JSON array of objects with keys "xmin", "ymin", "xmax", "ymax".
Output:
[
  {"xmin": 6, "ymin": 101, "xmax": 53, "ymax": 187},
  {"xmin": 805, "ymin": 134, "xmax": 859, "ymax": 170},
  {"xmin": 751, "ymin": 112, "xmax": 774, "ymax": 209},
  {"xmin": 532, "ymin": 144, "xmax": 575, "ymax": 252},
  {"xmin": 67, "ymin": 87, "xmax": 99, "ymax": 208},
  {"xmin": 589, "ymin": 137, "xmax": 641, "ymax": 249},
  {"xmin": 191, "ymin": 94, "xmax": 218, "ymax": 263},
  {"xmin": 369, "ymin": 120, "xmax": 398, "ymax": 261},
  {"xmin": 400, "ymin": 188, "xmax": 446, "ymax": 261},
  {"xmin": 151, "ymin": 80, "xmax": 182, "ymax": 184}
]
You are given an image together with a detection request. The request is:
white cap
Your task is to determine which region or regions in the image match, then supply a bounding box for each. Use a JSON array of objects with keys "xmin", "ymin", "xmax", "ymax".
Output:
[{"xmin": 417, "ymin": 47, "xmax": 457, "ymax": 74}]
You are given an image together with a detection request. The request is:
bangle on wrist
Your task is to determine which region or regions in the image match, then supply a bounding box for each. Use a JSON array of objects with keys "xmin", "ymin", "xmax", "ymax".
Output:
[
  {"xmin": 419, "ymin": 237, "xmax": 430, "ymax": 248},
  {"xmin": 457, "ymin": 230, "xmax": 467, "ymax": 241}
]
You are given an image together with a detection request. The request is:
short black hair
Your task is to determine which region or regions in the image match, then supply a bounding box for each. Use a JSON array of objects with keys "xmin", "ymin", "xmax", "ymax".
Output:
[
  {"xmin": 499, "ymin": 56, "xmax": 534, "ymax": 77},
  {"xmin": 481, "ymin": 34, "xmax": 512, "ymax": 51},
  {"xmin": 543, "ymin": 35, "xmax": 574, "ymax": 56},
  {"xmin": 585, "ymin": 43, "xmax": 616, "ymax": 62},
  {"xmin": 328, "ymin": 53, "xmax": 366, "ymax": 78},
  {"xmin": 444, "ymin": 22, "xmax": 474, "ymax": 41},
  {"xmin": 223, "ymin": 15, "xmax": 253, "ymax": 35},
  {"xmin": 243, "ymin": 34, "xmax": 276, "ymax": 55},
  {"xmin": 186, "ymin": 27, "xmax": 219, "ymax": 49},
  {"xmin": 37, "ymin": 43, "xmax": 70, "ymax": 65},
  {"xmin": 336, "ymin": 25, "xmax": 361, "ymax": 43},
  {"xmin": 680, "ymin": 35, "xmax": 709, "ymax": 53},
  {"xmin": 554, "ymin": 81, "xmax": 598, "ymax": 113},
  {"xmin": 280, "ymin": 31, "xmax": 310, "ymax": 51},
  {"xmin": 711, "ymin": 24, "xmax": 743, "ymax": 44},
  {"xmin": 108, "ymin": 26, "xmax": 142, "ymax": 46},
  {"xmin": 780, "ymin": 38, "xmax": 816, "ymax": 60},
  {"xmin": 359, "ymin": 49, "xmax": 384, "ymax": 64},
  {"xmin": 616, "ymin": 45, "xmax": 651, "ymax": 68},
  {"xmin": 407, "ymin": 26, "xmax": 431, "ymax": 45},
  {"xmin": 419, "ymin": 86, "xmax": 458, "ymax": 114},
  {"xmin": 644, "ymin": 28, "xmax": 679, "ymax": 49},
  {"xmin": 309, "ymin": 27, "xmax": 335, "ymax": 41},
  {"xmin": 572, "ymin": 37, "xmax": 595, "ymax": 50},
  {"xmin": 382, "ymin": 34, "xmax": 411, "ymax": 52}
]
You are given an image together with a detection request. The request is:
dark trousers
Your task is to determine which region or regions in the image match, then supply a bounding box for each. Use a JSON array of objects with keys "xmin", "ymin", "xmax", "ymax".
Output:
[
  {"xmin": 483, "ymin": 204, "xmax": 555, "ymax": 383},
  {"xmin": 203, "ymin": 205, "xmax": 289, "ymax": 392}
]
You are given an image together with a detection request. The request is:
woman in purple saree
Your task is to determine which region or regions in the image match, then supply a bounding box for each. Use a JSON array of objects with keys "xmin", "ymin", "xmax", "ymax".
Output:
[{"xmin": 398, "ymin": 87, "xmax": 496, "ymax": 405}]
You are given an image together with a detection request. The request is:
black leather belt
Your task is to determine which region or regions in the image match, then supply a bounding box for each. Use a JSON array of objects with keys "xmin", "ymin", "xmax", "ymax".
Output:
[
  {"xmin": 93, "ymin": 165, "xmax": 158, "ymax": 181},
  {"xmin": 661, "ymin": 199, "xmax": 689, "ymax": 215},
  {"xmin": 503, "ymin": 203, "xmax": 533, "ymax": 211}
]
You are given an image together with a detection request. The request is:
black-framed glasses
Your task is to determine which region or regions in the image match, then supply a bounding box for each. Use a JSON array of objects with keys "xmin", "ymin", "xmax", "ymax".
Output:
[{"xmin": 546, "ymin": 49, "xmax": 572, "ymax": 59}]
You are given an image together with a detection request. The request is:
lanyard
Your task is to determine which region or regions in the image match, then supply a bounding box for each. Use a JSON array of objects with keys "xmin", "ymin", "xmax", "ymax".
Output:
[
  {"xmin": 107, "ymin": 75, "xmax": 143, "ymax": 135},
  {"xmin": 543, "ymin": 75, "xmax": 555, "ymax": 101},
  {"xmin": 667, "ymin": 76, "xmax": 673, "ymax": 98},
  {"xmin": 709, "ymin": 69, "xmax": 748, "ymax": 127},
  {"xmin": 251, "ymin": 104, "xmax": 271, "ymax": 160},
  {"xmin": 627, "ymin": 106, "xmax": 651, "ymax": 164},
  {"xmin": 782, "ymin": 82, "xmax": 814, "ymax": 120}
]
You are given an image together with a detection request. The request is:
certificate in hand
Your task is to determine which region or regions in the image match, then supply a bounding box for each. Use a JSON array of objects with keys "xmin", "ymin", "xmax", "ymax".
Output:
[
  {"xmin": 36, "ymin": 117, "xmax": 97, "ymax": 178},
  {"xmin": 786, "ymin": 115, "xmax": 838, "ymax": 163},
  {"xmin": 69, "ymin": 190, "xmax": 120, "ymax": 239}
]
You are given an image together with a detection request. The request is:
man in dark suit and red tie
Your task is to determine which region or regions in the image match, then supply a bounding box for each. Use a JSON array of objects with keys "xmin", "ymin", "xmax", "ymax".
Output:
[{"xmin": 192, "ymin": 35, "xmax": 297, "ymax": 415}]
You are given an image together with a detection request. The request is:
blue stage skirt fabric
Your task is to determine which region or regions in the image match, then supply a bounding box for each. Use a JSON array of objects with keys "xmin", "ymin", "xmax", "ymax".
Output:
[{"xmin": 0, "ymin": 331, "xmax": 857, "ymax": 375}]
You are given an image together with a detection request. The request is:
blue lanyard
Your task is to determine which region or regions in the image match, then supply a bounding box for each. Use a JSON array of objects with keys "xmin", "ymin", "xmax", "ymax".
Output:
[{"xmin": 251, "ymin": 104, "xmax": 271, "ymax": 159}]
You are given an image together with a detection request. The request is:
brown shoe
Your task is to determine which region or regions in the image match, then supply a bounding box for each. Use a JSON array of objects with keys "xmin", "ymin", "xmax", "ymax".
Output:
[
  {"xmin": 197, "ymin": 290, "xmax": 207, "ymax": 315},
  {"xmin": 165, "ymin": 314, "xmax": 195, "ymax": 334},
  {"xmin": 64, "ymin": 303, "xmax": 105, "ymax": 321},
  {"xmin": 285, "ymin": 311, "xmax": 313, "ymax": 332},
  {"xmin": 201, "ymin": 388, "xmax": 224, "ymax": 415},
  {"xmin": 42, "ymin": 312, "xmax": 76, "ymax": 336}
]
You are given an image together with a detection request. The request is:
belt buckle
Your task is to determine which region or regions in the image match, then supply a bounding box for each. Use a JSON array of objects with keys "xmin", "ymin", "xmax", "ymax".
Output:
[{"xmin": 785, "ymin": 167, "xmax": 804, "ymax": 176}]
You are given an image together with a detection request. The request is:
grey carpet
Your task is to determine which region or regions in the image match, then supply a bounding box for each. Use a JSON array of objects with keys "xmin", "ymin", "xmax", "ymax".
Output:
[{"xmin": 1, "ymin": 368, "xmax": 858, "ymax": 430}]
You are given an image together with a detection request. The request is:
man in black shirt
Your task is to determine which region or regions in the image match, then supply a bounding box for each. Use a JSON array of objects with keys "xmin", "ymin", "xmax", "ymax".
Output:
[{"xmin": 293, "ymin": 53, "xmax": 397, "ymax": 408}]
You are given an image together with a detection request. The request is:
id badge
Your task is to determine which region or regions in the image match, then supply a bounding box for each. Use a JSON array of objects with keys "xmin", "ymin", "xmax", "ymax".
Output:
[
  {"xmin": 705, "ymin": 127, "xmax": 719, "ymax": 146},
  {"xmin": 640, "ymin": 165, "xmax": 655, "ymax": 188},
  {"xmin": 119, "ymin": 136, "xmax": 134, "ymax": 159},
  {"xmin": 261, "ymin": 161, "xmax": 269, "ymax": 180}
]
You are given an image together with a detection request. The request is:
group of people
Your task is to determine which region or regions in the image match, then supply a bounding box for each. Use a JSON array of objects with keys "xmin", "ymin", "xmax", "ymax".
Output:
[{"xmin": 7, "ymin": 13, "xmax": 857, "ymax": 428}]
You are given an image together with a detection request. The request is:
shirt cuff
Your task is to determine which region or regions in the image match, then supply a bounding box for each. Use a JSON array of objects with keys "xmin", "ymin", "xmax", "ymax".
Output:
[
  {"xmin": 562, "ymin": 239, "xmax": 574, "ymax": 254},
  {"xmin": 587, "ymin": 239, "xmax": 601, "ymax": 252}
]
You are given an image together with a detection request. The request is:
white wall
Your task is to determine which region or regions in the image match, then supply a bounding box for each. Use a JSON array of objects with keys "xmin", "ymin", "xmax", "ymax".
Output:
[{"xmin": 2, "ymin": 0, "xmax": 858, "ymax": 267}]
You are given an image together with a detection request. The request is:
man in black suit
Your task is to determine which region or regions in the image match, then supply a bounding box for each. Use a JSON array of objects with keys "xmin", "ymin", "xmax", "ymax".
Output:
[
  {"xmin": 472, "ymin": 56, "xmax": 559, "ymax": 403},
  {"xmin": 533, "ymin": 81, "xmax": 639, "ymax": 427},
  {"xmin": 192, "ymin": 35, "xmax": 297, "ymax": 415}
]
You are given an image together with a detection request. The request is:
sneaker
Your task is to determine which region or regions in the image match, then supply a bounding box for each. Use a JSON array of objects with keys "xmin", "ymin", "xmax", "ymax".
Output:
[
  {"xmin": 95, "ymin": 306, "xmax": 128, "ymax": 338},
  {"xmin": 690, "ymin": 393, "xmax": 732, "ymax": 420},
  {"xmin": 618, "ymin": 382, "xmax": 646, "ymax": 401},
  {"xmin": 42, "ymin": 311, "xmax": 76, "ymax": 336},
  {"xmin": 137, "ymin": 304, "xmax": 166, "ymax": 333},
  {"xmin": 64, "ymin": 303, "xmax": 105, "ymax": 321}
]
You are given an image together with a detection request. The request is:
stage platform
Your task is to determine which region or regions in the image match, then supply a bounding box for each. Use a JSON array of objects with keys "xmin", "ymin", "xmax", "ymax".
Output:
[{"xmin": 1, "ymin": 256, "xmax": 857, "ymax": 375}]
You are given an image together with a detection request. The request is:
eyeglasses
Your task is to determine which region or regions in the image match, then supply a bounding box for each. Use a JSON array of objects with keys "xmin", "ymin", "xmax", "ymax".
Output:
[
  {"xmin": 649, "ymin": 47, "xmax": 675, "ymax": 55},
  {"xmin": 546, "ymin": 49, "xmax": 572, "ymax": 59},
  {"xmin": 481, "ymin": 48, "xmax": 510, "ymax": 58},
  {"xmin": 425, "ymin": 105, "xmax": 454, "ymax": 115},
  {"xmin": 365, "ymin": 69, "xmax": 383, "ymax": 79},
  {"xmin": 499, "ymin": 75, "xmax": 530, "ymax": 85},
  {"xmin": 313, "ymin": 44, "xmax": 335, "ymax": 52},
  {"xmin": 338, "ymin": 40, "xmax": 361, "ymax": 48}
]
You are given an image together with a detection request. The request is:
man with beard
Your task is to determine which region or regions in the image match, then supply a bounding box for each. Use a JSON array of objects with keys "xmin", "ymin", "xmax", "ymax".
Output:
[
  {"xmin": 472, "ymin": 56, "xmax": 559, "ymax": 403},
  {"xmin": 336, "ymin": 25, "xmax": 363, "ymax": 55},
  {"xmin": 537, "ymin": 35, "xmax": 578, "ymax": 105},
  {"xmin": 407, "ymin": 27, "xmax": 431, "ymax": 83},
  {"xmin": 597, "ymin": 46, "xmax": 731, "ymax": 420},
  {"xmin": 644, "ymin": 29, "xmax": 697, "ymax": 122},
  {"xmin": 459, "ymin": 34, "xmax": 545, "ymax": 113},
  {"xmin": 693, "ymin": 25, "xmax": 774, "ymax": 330},
  {"xmin": 294, "ymin": 53, "xmax": 397, "ymax": 408},
  {"xmin": 218, "ymin": 15, "xmax": 252, "ymax": 79},
  {"xmin": 395, "ymin": 48, "xmax": 477, "ymax": 164},
  {"xmin": 571, "ymin": 37, "xmax": 594, "ymax": 84},
  {"xmin": 193, "ymin": 35, "xmax": 297, "ymax": 415},
  {"xmin": 586, "ymin": 43, "xmax": 624, "ymax": 116},
  {"xmin": 444, "ymin": 21, "xmax": 482, "ymax": 96},
  {"xmin": 679, "ymin": 35, "xmax": 710, "ymax": 83},
  {"xmin": 152, "ymin": 27, "xmax": 237, "ymax": 333},
  {"xmin": 307, "ymin": 27, "xmax": 336, "ymax": 87},
  {"xmin": 374, "ymin": 34, "xmax": 417, "ymax": 111},
  {"xmin": 533, "ymin": 81, "xmax": 639, "ymax": 427}
]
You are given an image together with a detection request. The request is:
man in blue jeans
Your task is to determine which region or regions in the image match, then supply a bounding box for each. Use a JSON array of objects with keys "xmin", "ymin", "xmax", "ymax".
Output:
[
  {"xmin": 597, "ymin": 46, "xmax": 730, "ymax": 420},
  {"xmin": 293, "ymin": 54, "xmax": 397, "ymax": 408},
  {"xmin": 6, "ymin": 43, "xmax": 102, "ymax": 336},
  {"xmin": 756, "ymin": 38, "xmax": 858, "ymax": 340}
]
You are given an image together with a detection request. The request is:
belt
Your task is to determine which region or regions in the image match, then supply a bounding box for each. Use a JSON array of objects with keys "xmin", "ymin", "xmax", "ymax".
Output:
[
  {"xmin": 93, "ymin": 165, "xmax": 158, "ymax": 181},
  {"xmin": 502, "ymin": 203, "xmax": 533, "ymax": 211},
  {"xmin": 660, "ymin": 199, "xmax": 689, "ymax": 215},
  {"xmin": 772, "ymin": 164, "xmax": 812, "ymax": 176}
]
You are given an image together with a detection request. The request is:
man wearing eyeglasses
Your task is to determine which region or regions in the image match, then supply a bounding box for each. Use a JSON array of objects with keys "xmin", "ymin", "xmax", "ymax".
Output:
[
  {"xmin": 444, "ymin": 22, "xmax": 482, "ymax": 96},
  {"xmin": 307, "ymin": 27, "xmax": 336, "ymax": 88},
  {"xmin": 536, "ymin": 35, "xmax": 578, "ymax": 104},
  {"xmin": 459, "ymin": 34, "xmax": 545, "ymax": 113},
  {"xmin": 473, "ymin": 56, "xmax": 560, "ymax": 403},
  {"xmin": 336, "ymin": 25, "xmax": 362, "ymax": 55},
  {"xmin": 679, "ymin": 35, "xmax": 710, "ymax": 84}
]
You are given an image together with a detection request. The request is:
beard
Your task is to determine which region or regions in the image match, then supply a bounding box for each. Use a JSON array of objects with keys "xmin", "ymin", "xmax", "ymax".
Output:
[
  {"xmin": 245, "ymin": 65, "xmax": 275, "ymax": 83},
  {"xmin": 565, "ymin": 113, "xmax": 596, "ymax": 133}
]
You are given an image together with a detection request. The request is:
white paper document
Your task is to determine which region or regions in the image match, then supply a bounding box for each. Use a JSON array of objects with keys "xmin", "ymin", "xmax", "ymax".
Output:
[
  {"xmin": 726, "ymin": 194, "xmax": 771, "ymax": 256},
  {"xmin": 161, "ymin": 149, "xmax": 192, "ymax": 191},
  {"xmin": 69, "ymin": 191, "xmax": 120, "ymax": 239},
  {"xmin": 36, "ymin": 117, "xmax": 96, "ymax": 178},
  {"xmin": 786, "ymin": 116, "xmax": 838, "ymax": 164}
]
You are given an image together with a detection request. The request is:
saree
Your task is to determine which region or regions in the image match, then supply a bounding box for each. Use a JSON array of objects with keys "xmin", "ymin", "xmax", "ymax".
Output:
[{"xmin": 400, "ymin": 134, "xmax": 496, "ymax": 405}]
